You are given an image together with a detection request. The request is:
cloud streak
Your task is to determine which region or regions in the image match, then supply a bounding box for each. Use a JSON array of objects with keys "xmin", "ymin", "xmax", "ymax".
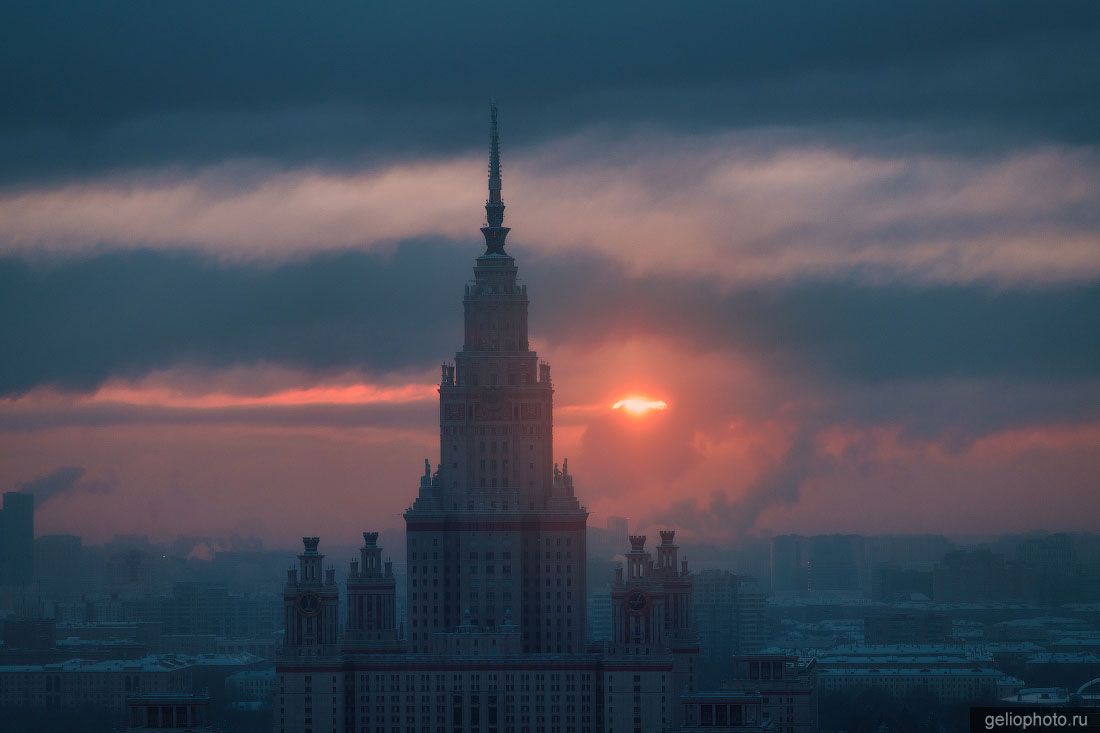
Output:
[
  {"xmin": 16, "ymin": 465, "xmax": 113, "ymax": 505},
  {"xmin": 2, "ymin": 140, "xmax": 1097, "ymax": 285},
  {"xmin": 3, "ymin": 243, "xmax": 1098, "ymax": 397}
]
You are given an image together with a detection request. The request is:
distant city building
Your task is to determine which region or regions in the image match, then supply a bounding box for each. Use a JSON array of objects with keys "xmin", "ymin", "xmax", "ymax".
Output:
[
  {"xmin": 587, "ymin": 592, "xmax": 612, "ymax": 643},
  {"xmin": 274, "ymin": 106, "xmax": 699, "ymax": 733},
  {"xmin": 125, "ymin": 692, "xmax": 215, "ymax": 732},
  {"xmin": 870, "ymin": 565, "xmax": 933, "ymax": 602},
  {"xmin": 805, "ymin": 536, "xmax": 862, "ymax": 594},
  {"xmin": 863, "ymin": 535, "xmax": 951, "ymax": 573},
  {"xmin": 226, "ymin": 668, "xmax": 275, "ymax": 707},
  {"xmin": 0, "ymin": 653, "xmax": 262, "ymax": 711},
  {"xmin": 933, "ymin": 549, "xmax": 1023, "ymax": 603},
  {"xmin": 770, "ymin": 536, "xmax": 805, "ymax": 594},
  {"xmin": 818, "ymin": 666, "xmax": 1022, "ymax": 703},
  {"xmin": 772, "ymin": 535, "xmax": 953, "ymax": 597},
  {"xmin": 863, "ymin": 612, "xmax": 952, "ymax": 645},
  {"xmin": 679, "ymin": 690, "xmax": 771, "ymax": 732},
  {"xmin": 0, "ymin": 491, "xmax": 35, "ymax": 587},
  {"xmin": 34, "ymin": 534, "xmax": 83, "ymax": 600},
  {"xmin": 606, "ymin": 517, "xmax": 629, "ymax": 544},
  {"xmin": 736, "ymin": 578, "xmax": 767, "ymax": 657},
  {"xmin": 729, "ymin": 654, "xmax": 818, "ymax": 733},
  {"xmin": 770, "ymin": 535, "xmax": 863, "ymax": 595},
  {"xmin": 694, "ymin": 571, "xmax": 767, "ymax": 686},
  {"xmin": 814, "ymin": 644, "xmax": 995, "ymax": 671}
]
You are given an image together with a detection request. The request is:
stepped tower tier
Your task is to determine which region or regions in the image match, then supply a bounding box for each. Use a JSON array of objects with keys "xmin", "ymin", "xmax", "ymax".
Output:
[
  {"xmin": 404, "ymin": 103, "xmax": 588, "ymax": 654},
  {"xmin": 344, "ymin": 531, "xmax": 404, "ymax": 652},
  {"xmin": 280, "ymin": 536, "xmax": 340, "ymax": 653}
]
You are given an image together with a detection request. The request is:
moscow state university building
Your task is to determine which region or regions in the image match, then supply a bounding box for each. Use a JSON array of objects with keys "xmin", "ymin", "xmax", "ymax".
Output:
[{"xmin": 275, "ymin": 106, "xmax": 701, "ymax": 733}]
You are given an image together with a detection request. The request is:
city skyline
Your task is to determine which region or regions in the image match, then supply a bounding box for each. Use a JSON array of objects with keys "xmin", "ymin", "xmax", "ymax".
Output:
[{"xmin": 2, "ymin": 2, "xmax": 1099, "ymax": 549}]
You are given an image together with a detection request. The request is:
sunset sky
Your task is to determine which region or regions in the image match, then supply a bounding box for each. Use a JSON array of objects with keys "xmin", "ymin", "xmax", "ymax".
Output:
[{"xmin": 2, "ymin": 2, "xmax": 1098, "ymax": 548}]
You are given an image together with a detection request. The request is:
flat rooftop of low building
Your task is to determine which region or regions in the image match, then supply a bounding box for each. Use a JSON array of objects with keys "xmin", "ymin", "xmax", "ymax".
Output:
[
  {"xmin": 682, "ymin": 690, "xmax": 764, "ymax": 702},
  {"xmin": 128, "ymin": 692, "xmax": 212, "ymax": 703},
  {"xmin": 0, "ymin": 652, "xmax": 263, "ymax": 674},
  {"xmin": 821, "ymin": 667, "xmax": 1021, "ymax": 680},
  {"xmin": 1026, "ymin": 652, "xmax": 1100, "ymax": 664},
  {"xmin": 1003, "ymin": 688, "xmax": 1071, "ymax": 705},
  {"xmin": 226, "ymin": 668, "xmax": 275, "ymax": 680}
]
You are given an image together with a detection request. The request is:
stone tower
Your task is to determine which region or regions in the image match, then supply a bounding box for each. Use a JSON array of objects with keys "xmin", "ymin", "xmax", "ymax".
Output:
[
  {"xmin": 404, "ymin": 103, "xmax": 588, "ymax": 654},
  {"xmin": 281, "ymin": 537, "xmax": 340, "ymax": 651},
  {"xmin": 345, "ymin": 531, "xmax": 402, "ymax": 653}
]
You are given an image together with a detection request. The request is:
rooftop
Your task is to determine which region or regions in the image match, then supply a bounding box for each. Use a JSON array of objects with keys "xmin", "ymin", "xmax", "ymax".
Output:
[{"xmin": 0, "ymin": 652, "xmax": 263, "ymax": 674}]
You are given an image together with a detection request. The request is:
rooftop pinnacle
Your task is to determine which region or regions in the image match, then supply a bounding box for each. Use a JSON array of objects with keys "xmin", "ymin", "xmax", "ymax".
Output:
[{"xmin": 481, "ymin": 101, "xmax": 510, "ymax": 255}]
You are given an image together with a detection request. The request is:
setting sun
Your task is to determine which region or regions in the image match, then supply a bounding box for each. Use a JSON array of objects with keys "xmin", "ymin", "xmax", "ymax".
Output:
[{"xmin": 612, "ymin": 396, "xmax": 669, "ymax": 416}]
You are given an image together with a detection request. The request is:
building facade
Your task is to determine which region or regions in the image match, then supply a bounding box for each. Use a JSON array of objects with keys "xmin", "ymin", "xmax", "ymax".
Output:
[
  {"xmin": 404, "ymin": 101, "xmax": 586, "ymax": 655},
  {"xmin": 727, "ymin": 655, "xmax": 817, "ymax": 733},
  {"xmin": 694, "ymin": 571, "xmax": 766, "ymax": 687}
]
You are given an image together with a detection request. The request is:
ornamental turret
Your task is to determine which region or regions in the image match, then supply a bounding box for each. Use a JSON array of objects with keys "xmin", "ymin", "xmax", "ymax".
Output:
[
  {"xmin": 281, "ymin": 537, "xmax": 340, "ymax": 653},
  {"xmin": 345, "ymin": 531, "xmax": 402, "ymax": 651}
]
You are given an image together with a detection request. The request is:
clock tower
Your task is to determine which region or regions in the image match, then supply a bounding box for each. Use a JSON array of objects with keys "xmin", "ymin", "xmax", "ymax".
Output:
[
  {"xmin": 608, "ymin": 531, "xmax": 700, "ymax": 730},
  {"xmin": 282, "ymin": 536, "xmax": 340, "ymax": 651}
]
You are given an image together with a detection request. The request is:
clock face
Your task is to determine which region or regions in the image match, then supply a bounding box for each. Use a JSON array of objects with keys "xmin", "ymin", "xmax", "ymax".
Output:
[
  {"xmin": 298, "ymin": 592, "xmax": 322, "ymax": 616},
  {"xmin": 626, "ymin": 589, "xmax": 648, "ymax": 614}
]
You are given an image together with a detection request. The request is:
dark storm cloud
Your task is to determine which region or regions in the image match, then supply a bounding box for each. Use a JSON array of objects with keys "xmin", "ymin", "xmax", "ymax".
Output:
[
  {"xmin": 0, "ymin": 401, "xmax": 437, "ymax": 433},
  {"xmin": 2, "ymin": 1, "xmax": 1098, "ymax": 182},
  {"xmin": 16, "ymin": 465, "xmax": 113, "ymax": 504},
  {"xmin": 0, "ymin": 242, "xmax": 466, "ymax": 395},
  {"xmin": 2, "ymin": 239, "xmax": 1098, "ymax": 407},
  {"xmin": 529, "ymin": 254, "xmax": 1100, "ymax": 384}
]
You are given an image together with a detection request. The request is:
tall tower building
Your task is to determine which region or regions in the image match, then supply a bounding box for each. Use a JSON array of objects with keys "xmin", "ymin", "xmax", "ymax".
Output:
[
  {"xmin": 1, "ymin": 491, "xmax": 35, "ymax": 587},
  {"xmin": 404, "ymin": 102, "xmax": 588, "ymax": 654},
  {"xmin": 276, "ymin": 104, "xmax": 698, "ymax": 733}
]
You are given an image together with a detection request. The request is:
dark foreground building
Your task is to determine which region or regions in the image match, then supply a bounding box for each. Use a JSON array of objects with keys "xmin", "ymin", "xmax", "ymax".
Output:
[{"xmin": 275, "ymin": 106, "xmax": 700, "ymax": 733}]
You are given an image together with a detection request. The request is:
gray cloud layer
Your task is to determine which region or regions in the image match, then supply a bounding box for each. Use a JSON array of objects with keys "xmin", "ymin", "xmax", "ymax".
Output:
[
  {"xmin": 2, "ymin": 1, "xmax": 1098, "ymax": 183},
  {"xmin": 16, "ymin": 465, "xmax": 113, "ymax": 505},
  {"xmin": 2, "ymin": 241, "xmax": 1097, "ymax": 395}
]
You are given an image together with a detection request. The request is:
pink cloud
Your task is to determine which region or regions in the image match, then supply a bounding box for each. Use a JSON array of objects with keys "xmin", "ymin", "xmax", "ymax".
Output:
[{"xmin": 2, "ymin": 134, "xmax": 1097, "ymax": 284}]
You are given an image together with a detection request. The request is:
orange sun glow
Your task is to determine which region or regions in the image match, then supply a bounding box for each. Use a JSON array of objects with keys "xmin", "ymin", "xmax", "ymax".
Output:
[{"xmin": 612, "ymin": 396, "xmax": 668, "ymax": 416}]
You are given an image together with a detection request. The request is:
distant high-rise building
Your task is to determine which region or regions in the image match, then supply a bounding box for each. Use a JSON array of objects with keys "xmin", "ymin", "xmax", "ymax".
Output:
[
  {"xmin": 805, "ymin": 535, "xmax": 862, "ymax": 593},
  {"xmin": 933, "ymin": 549, "xmax": 1023, "ymax": 603},
  {"xmin": 870, "ymin": 564, "xmax": 933, "ymax": 601},
  {"xmin": 771, "ymin": 535, "xmax": 863, "ymax": 594},
  {"xmin": 606, "ymin": 516, "xmax": 629, "ymax": 543},
  {"xmin": 864, "ymin": 534, "xmax": 951, "ymax": 572},
  {"xmin": 34, "ymin": 534, "xmax": 82, "ymax": 600},
  {"xmin": 770, "ymin": 535, "xmax": 805, "ymax": 593},
  {"xmin": 694, "ymin": 571, "xmax": 767, "ymax": 686},
  {"xmin": 735, "ymin": 576, "xmax": 767, "ymax": 655},
  {"xmin": 1, "ymin": 491, "xmax": 34, "ymax": 587},
  {"xmin": 586, "ymin": 591, "xmax": 612, "ymax": 643},
  {"xmin": 863, "ymin": 612, "xmax": 952, "ymax": 644}
]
